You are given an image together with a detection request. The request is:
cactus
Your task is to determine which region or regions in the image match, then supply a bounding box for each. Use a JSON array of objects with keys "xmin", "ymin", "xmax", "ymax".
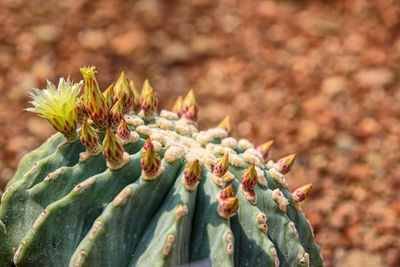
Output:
[{"xmin": 0, "ymin": 66, "xmax": 324, "ymax": 267}]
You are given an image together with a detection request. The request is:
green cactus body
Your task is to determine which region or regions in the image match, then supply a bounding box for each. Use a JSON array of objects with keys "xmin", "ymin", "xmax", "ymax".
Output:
[
  {"xmin": 6, "ymin": 133, "xmax": 65, "ymax": 187},
  {"xmin": 190, "ymin": 171, "xmax": 235, "ymax": 266},
  {"xmin": 229, "ymin": 182, "xmax": 277, "ymax": 267},
  {"xmin": 226, "ymin": 167, "xmax": 307, "ymax": 267},
  {"xmin": 0, "ymin": 67, "xmax": 323, "ymax": 267},
  {"xmin": 264, "ymin": 169, "xmax": 324, "ymax": 267},
  {"xmin": 129, "ymin": 164, "xmax": 198, "ymax": 267}
]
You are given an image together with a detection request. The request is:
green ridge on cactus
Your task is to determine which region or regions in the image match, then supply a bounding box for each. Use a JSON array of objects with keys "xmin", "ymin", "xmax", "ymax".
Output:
[{"xmin": 0, "ymin": 66, "xmax": 324, "ymax": 267}]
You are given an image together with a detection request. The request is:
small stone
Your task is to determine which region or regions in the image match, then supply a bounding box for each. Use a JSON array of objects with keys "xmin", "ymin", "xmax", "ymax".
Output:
[
  {"xmin": 161, "ymin": 42, "xmax": 193, "ymax": 64},
  {"xmin": 335, "ymin": 249, "xmax": 385, "ymax": 267},
  {"xmin": 78, "ymin": 30, "xmax": 106, "ymax": 49},
  {"xmin": 110, "ymin": 29, "xmax": 147, "ymax": 55},
  {"xmin": 321, "ymin": 77, "xmax": 347, "ymax": 96},
  {"xmin": 355, "ymin": 68, "xmax": 394, "ymax": 88},
  {"xmin": 32, "ymin": 25, "xmax": 59, "ymax": 43}
]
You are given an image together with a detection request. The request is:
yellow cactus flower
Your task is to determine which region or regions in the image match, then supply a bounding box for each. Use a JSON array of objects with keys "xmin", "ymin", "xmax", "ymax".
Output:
[{"xmin": 26, "ymin": 77, "xmax": 83, "ymax": 142}]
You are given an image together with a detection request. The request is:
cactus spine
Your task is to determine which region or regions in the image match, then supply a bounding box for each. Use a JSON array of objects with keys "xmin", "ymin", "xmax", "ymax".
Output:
[{"xmin": 0, "ymin": 66, "xmax": 323, "ymax": 267}]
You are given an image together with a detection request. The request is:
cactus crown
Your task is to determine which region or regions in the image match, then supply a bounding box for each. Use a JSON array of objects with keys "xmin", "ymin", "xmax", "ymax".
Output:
[{"xmin": 2, "ymin": 66, "xmax": 323, "ymax": 267}]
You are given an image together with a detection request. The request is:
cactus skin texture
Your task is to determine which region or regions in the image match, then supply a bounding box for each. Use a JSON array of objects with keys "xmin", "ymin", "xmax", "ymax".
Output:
[{"xmin": 0, "ymin": 67, "xmax": 324, "ymax": 267}]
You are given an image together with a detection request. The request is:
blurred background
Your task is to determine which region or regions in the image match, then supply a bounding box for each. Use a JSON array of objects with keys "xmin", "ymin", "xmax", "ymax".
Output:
[{"xmin": 0, "ymin": 0, "xmax": 399, "ymax": 266}]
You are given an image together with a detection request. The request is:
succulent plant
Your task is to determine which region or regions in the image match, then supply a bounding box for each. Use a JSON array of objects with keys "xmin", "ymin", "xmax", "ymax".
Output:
[{"xmin": 0, "ymin": 66, "xmax": 323, "ymax": 267}]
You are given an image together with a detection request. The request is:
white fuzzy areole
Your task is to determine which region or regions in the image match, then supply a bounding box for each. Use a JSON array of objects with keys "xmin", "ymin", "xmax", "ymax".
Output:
[
  {"xmin": 165, "ymin": 139, "xmax": 183, "ymax": 150},
  {"xmin": 174, "ymin": 119, "xmax": 190, "ymax": 136},
  {"xmin": 272, "ymin": 189, "xmax": 289, "ymax": 213},
  {"xmin": 74, "ymin": 178, "xmax": 95, "ymax": 192},
  {"xmin": 160, "ymin": 110, "xmax": 179, "ymax": 120},
  {"xmin": 90, "ymin": 221, "xmax": 103, "ymax": 239},
  {"xmin": 196, "ymin": 149, "xmax": 217, "ymax": 167},
  {"xmin": 221, "ymin": 137, "xmax": 238, "ymax": 149},
  {"xmin": 299, "ymin": 252, "xmax": 310, "ymax": 267},
  {"xmin": 13, "ymin": 239, "xmax": 27, "ymax": 265},
  {"xmin": 257, "ymin": 212, "xmax": 267, "ymax": 224},
  {"xmin": 269, "ymin": 168, "xmax": 289, "ymax": 189},
  {"xmin": 79, "ymin": 147, "xmax": 102, "ymax": 162},
  {"xmin": 156, "ymin": 118, "xmax": 174, "ymax": 130},
  {"xmin": 33, "ymin": 209, "xmax": 47, "ymax": 228},
  {"xmin": 124, "ymin": 115, "xmax": 144, "ymax": 127},
  {"xmin": 120, "ymin": 132, "xmax": 140, "ymax": 145},
  {"xmin": 164, "ymin": 146, "xmax": 185, "ymax": 163},
  {"xmin": 242, "ymin": 152, "xmax": 264, "ymax": 169},
  {"xmin": 208, "ymin": 128, "xmax": 228, "ymax": 139},
  {"xmin": 266, "ymin": 160, "xmax": 275, "ymax": 169},
  {"xmin": 244, "ymin": 148, "xmax": 264, "ymax": 163},
  {"xmin": 163, "ymin": 234, "xmax": 175, "ymax": 255},
  {"xmin": 1, "ymin": 186, "xmax": 12, "ymax": 203},
  {"xmin": 135, "ymin": 125, "xmax": 151, "ymax": 136},
  {"xmin": 196, "ymin": 131, "xmax": 212, "ymax": 145},
  {"xmin": 149, "ymin": 132, "xmax": 166, "ymax": 145},
  {"xmin": 141, "ymin": 164, "xmax": 165, "ymax": 181},
  {"xmin": 226, "ymin": 233, "xmax": 234, "ymax": 254},
  {"xmin": 113, "ymin": 187, "xmax": 132, "ymax": 207},
  {"xmin": 151, "ymin": 140, "xmax": 162, "ymax": 152},
  {"xmin": 174, "ymin": 204, "xmax": 189, "ymax": 218},
  {"xmin": 180, "ymin": 136, "xmax": 201, "ymax": 149},
  {"xmin": 74, "ymin": 250, "xmax": 87, "ymax": 267},
  {"xmin": 44, "ymin": 168, "xmax": 62, "ymax": 181},
  {"xmin": 238, "ymin": 138, "xmax": 254, "ymax": 150},
  {"xmin": 255, "ymin": 166, "xmax": 268, "ymax": 187},
  {"xmin": 189, "ymin": 124, "xmax": 199, "ymax": 134},
  {"xmin": 259, "ymin": 223, "xmax": 268, "ymax": 233},
  {"xmin": 205, "ymin": 143, "xmax": 216, "ymax": 151},
  {"xmin": 228, "ymin": 153, "xmax": 245, "ymax": 167},
  {"xmin": 107, "ymin": 152, "xmax": 130, "ymax": 170},
  {"xmin": 257, "ymin": 212, "xmax": 268, "ymax": 233},
  {"xmin": 289, "ymin": 221, "xmax": 299, "ymax": 238},
  {"xmin": 270, "ymin": 247, "xmax": 280, "ymax": 267},
  {"xmin": 184, "ymin": 151, "xmax": 201, "ymax": 163},
  {"xmin": 213, "ymin": 144, "xmax": 226, "ymax": 155}
]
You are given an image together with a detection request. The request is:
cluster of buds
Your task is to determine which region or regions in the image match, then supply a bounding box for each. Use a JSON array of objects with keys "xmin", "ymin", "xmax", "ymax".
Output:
[
  {"xmin": 116, "ymin": 118, "xmax": 139, "ymax": 145},
  {"xmin": 139, "ymin": 80, "xmax": 158, "ymax": 120},
  {"xmin": 116, "ymin": 119, "xmax": 131, "ymax": 141},
  {"xmin": 109, "ymin": 98, "xmax": 124, "ymax": 129},
  {"xmin": 241, "ymin": 163, "xmax": 258, "ymax": 205},
  {"xmin": 217, "ymin": 184, "xmax": 239, "ymax": 219},
  {"xmin": 256, "ymin": 140, "xmax": 274, "ymax": 162},
  {"xmin": 292, "ymin": 184, "xmax": 312, "ymax": 203},
  {"xmin": 142, "ymin": 138, "xmax": 153, "ymax": 151},
  {"xmin": 129, "ymin": 81, "xmax": 141, "ymax": 113},
  {"xmin": 140, "ymin": 79, "xmax": 152, "ymax": 104},
  {"xmin": 80, "ymin": 120, "xmax": 101, "ymax": 156},
  {"xmin": 275, "ymin": 154, "xmax": 296, "ymax": 174},
  {"xmin": 80, "ymin": 67, "xmax": 143, "ymax": 132},
  {"xmin": 211, "ymin": 152, "xmax": 230, "ymax": 187},
  {"xmin": 182, "ymin": 160, "xmax": 202, "ymax": 190},
  {"xmin": 140, "ymin": 139, "xmax": 164, "ymax": 180},
  {"xmin": 172, "ymin": 96, "xmax": 183, "ymax": 117},
  {"xmin": 113, "ymin": 71, "xmax": 137, "ymax": 114},
  {"xmin": 141, "ymin": 88, "xmax": 157, "ymax": 119},
  {"xmin": 80, "ymin": 67, "xmax": 109, "ymax": 131},
  {"xmin": 181, "ymin": 90, "xmax": 198, "ymax": 122},
  {"xmin": 103, "ymin": 83, "xmax": 115, "ymax": 110},
  {"xmin": 76, "ymin": 96, "xmax": 87, "ymax": 125},
  {"xmin": 218, "ymin": 115, "xmax": 232, "ymax": 136},
  {"xmin": 102, "ymin": 128, "xmax": 129, "ymax": 169}
]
